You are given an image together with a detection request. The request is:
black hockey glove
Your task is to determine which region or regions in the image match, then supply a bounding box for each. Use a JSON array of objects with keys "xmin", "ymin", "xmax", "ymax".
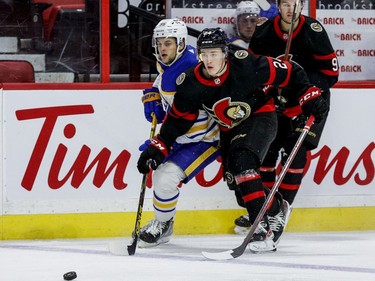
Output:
[
  {"xmin": 137, "ymin": 135, "xmax": 169, "ymax": 174},
  {"xmin": 299, "ymin": 86, "xmax": 328, "ymax": 123}
]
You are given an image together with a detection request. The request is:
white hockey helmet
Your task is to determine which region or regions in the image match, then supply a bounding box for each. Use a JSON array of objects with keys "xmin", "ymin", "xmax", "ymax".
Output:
[
  {"xmin": 152, "ymin": 18, "xmax": 188, "ymax": 65},
  {"xmin": 236, "ymin": 1, "xmax": 261, "ymax": 18}
]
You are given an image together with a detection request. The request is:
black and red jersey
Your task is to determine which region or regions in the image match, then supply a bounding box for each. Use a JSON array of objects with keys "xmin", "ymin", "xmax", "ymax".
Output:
[
  {"xmin": 251, "ymin": 15, "xmax": 339, "ymax": 91},
  {"xmin": 159, "ymin": 48, "xmax": 318, "ymax": 147}
]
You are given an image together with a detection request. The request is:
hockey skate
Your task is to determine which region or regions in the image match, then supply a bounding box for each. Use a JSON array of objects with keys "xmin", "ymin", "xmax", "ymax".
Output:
[
  {"xmin": 138, "ymin": 218, "xmax": 174, "ymax": 248},
  {"xmin": 268, "ymin": 199, "xmax": 292, "ymax": 245},
  {"xmin": 248, "ymin": 220, "xmax": 276, "ymax": 253},
  {"xmin": 234, "ymin": 214, "xmax": 251, "ymax": 235}
]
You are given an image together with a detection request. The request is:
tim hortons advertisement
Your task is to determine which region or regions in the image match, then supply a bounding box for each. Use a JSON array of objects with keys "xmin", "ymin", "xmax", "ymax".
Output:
[{"xmin": 0, "ymin": 88, "xmax": 374, "ymax": 215}]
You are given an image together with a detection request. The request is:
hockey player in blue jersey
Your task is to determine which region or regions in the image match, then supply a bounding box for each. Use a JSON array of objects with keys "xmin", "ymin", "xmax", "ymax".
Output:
[{"xmin": 138, "ymin": 18, "xmax": 220, "ymax": 248}]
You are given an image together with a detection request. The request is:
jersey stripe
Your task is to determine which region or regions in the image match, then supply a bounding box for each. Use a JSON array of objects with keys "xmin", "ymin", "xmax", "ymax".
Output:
[
  {"xmin": 243, "ymin": 191, "xmax": 264, "ymax": 202},
  {"xmin": 265, "ymin": 57, "xmax": 276, "ymax": 84}
]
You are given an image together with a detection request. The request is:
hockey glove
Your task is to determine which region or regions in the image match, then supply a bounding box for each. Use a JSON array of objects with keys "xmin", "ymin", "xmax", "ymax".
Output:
[
  {"xmin": 259, "ymin": 3, "xmax": 279, "ymax": 19},
  {"xmin": 138, "ymin": 139, "xmax": 151, "ymax": 151},
  {"xmin": 291, "ymin": 114, "xmax": 308, "ymax": 132},
  {"xmin": 142, "ymin": 88, "xmax": 165, "ymax": 123},
  {"xmin": 137, "ymin": 136, "xmax": 169, "ymax": 174},
  {"xmin": 299, "ymin": 86, "xmax": 328, "ymax": 123}
]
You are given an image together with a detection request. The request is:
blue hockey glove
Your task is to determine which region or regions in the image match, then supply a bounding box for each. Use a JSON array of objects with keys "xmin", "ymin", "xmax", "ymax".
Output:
[
  {"xmin": 259, "ymin": 3, "xmax": 279, "ymax": 19},
  {"xmin": 137, "ymin": 136, "xmax": 169, "ymax": 174},
  {"xmin": 138, "ymin": 139, "xmax": 151, "ymax": 151},
  {"xmin": 142, "ymin": 87, "xmax": 165, "ymax": 123}
]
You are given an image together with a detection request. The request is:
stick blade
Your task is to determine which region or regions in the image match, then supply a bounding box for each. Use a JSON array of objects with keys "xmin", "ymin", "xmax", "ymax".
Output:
[
  {"xmin": 254, "ymin": 0, "xmax": 271, "ymax": 10},
  {"xmin": 127, "ymin": 242, "xmax": 136, "ymax": 256},
  {"xmin": 201, "ymin": 249, "xmax": 235, "ymax": 260},
  {"xmin": 108, "ymin": 241, "xmax": 131, "ymax": 256}
]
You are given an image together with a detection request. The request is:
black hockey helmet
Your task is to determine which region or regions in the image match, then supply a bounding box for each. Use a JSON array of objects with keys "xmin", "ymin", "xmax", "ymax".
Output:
[{"xmin": 197, "ymin": 28, "xmax": 229, "ymax": 54}]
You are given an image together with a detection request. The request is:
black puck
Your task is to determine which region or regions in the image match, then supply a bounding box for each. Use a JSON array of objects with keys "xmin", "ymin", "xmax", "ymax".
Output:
[{"xmin": 63, "ymin": 271, "xmax": 77, "ymax": 280}]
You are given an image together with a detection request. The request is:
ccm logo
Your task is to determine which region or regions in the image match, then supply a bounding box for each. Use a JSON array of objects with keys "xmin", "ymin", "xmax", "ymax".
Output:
[
  {"xmin": 299, "ymin": 90, "xmax": 320, "ymax": 105},
  {"xmin": 151, "ymin": 139, "xmax": 166, "ymax": 150}
]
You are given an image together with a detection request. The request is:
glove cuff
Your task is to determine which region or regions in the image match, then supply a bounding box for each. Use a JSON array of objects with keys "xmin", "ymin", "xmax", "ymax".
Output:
[
  {"xmin": 142, "ymin": 91, "xmax": 161, "ymax": 104},
  {"xmin": 150, "ymin": 136, "xmax": 169, "ymax": 157},
  {"xmin": 299, "ymin": 86, "xmax": 321, "ymax": 106}
]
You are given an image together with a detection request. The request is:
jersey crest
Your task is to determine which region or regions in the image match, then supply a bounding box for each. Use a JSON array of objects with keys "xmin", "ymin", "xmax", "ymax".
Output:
[
  {"xmin": 203, "ymin": 97, "xmax": 251, "ymax": 128},
  {"xmin": 310, "ymin": 23, "xmax": 323, "ymax": 32},
  {"xmin": 176, "ymin": 72, "xmax": 186, "ymax": 85},
  {"xmin": 234, "ymin": 50, "xmax": 249, "ymax": 59}
]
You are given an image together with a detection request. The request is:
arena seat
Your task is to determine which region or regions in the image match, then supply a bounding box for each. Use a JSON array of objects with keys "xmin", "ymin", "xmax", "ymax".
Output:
[
  {"xmin": 44, "ymin": 4, "xmax": 85, "ymax": 41},
  {"xmin": 32, "ymin": 0, "xmax": 85, "ymax": 40},
  {"xmin": 0, "ymin": 60, "xmax": 35, "ymax": 83}
]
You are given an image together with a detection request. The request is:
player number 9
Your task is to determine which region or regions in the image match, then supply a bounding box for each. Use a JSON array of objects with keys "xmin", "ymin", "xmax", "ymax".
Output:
[{"xmin": 332, "ymin": 57, "xmax": 339, "ymax": 71}]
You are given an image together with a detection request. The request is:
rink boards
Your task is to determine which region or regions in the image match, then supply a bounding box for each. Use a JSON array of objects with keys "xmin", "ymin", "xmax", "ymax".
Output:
[{"xmin": 0, "ymin": 84, "xmax": 374, "ymax": 239}]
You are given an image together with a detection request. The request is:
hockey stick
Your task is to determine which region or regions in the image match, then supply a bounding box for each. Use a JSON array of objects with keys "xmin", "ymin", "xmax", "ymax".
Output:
[
  {"xmin": 277, "ymin": 0, "xmax": 301, "ymax": 101},
  {"xmin": 202, "ymin": 115, "xmax": 315, "ymax": 260},
  {"xmin": 284, "ymin": 0, "xmax": 301, "ymax": 61},
  {"xmin": 127, "ymin": 113, "xmax": 158, "ymax": 255},
  {"xmin": 109, "ymin": 113, "xmax": 157, "ymax": 256}
]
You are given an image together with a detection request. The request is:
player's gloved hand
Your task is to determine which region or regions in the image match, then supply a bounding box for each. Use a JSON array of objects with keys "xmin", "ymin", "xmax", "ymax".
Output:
[
  {"xmin": 137, "ymin": 136, "xmax": 169, "ymax": 174},
  {"xmin": 142, "ymin": 88, "xmax": 165, "ymax": 124},
  {"xmin": 291, "ymin": 114, "xmax": 308, "ymax": 131},
  {"xmin": 259, "ymin": 3, "xmax": 279, "ymax": 19},
  {"xmin": 299, "ymin": 86, "xmax": 328, "ymax": 123},
  {"xmin": 138, "ymin": 139, "xmax": 151, "ymax": 151}
]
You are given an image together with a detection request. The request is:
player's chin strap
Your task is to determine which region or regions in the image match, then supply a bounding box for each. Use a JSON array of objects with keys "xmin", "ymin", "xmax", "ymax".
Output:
[
  {"xmin": 215, "ymin": 60, "xmax": 228, "ymax": 76},
  {"xmin": 213, "ymin": 50, "xmax": 229, "ymax": 77}
]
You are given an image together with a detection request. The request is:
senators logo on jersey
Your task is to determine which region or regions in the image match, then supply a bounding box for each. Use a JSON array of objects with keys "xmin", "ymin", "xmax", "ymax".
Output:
[{"xmin": 203, "ymin": 97, "xmax": 251, "ymax": 128}]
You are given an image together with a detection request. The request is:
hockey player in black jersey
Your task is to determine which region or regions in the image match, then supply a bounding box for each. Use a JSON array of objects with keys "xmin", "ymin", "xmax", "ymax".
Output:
[
  {"xmin": 137, "ymin": 27, "xmax": 328, "ymax": 253},
  {"xmin": 233, "ymin": 0, "xmax": 339, "ymax": 241}
]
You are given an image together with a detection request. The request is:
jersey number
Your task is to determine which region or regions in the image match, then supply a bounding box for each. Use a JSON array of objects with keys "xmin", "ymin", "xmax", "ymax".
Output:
[
  {"xmin": 272, "ymin": 59, "xmax": 288, "ymax": 69},
  {"xmin": 332, "ymin": 57, "xmax": 339, "ymax": 71}
]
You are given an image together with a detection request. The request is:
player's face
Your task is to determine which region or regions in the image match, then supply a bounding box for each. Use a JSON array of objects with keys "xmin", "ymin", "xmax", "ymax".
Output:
[
  {"xmin": 200, "ymin": 48, "xmax": 226, "ymax": 77},
  {"xmin": 237, "ymin": 14, "xmax": 258, "ymax": 40},
  {"xmin": 155, "ymin": 37, "xmax": 178, "ymax": 64},
  {"xmin": 278, "ymin": 0, "xmax": 302, "ymax": 24}
]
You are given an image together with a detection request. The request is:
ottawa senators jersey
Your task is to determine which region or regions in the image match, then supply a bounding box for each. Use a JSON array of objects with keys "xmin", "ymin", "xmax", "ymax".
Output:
[
  {"xmin": 159, "ymin": 48, "xmax": 317, "ymax": 147},
  {"xmin": 153, "ymin": 45, "xmax": 219, "ymax": 144},
  {"xmin": 250, "ymin": 15, "xmax": 339, "ymax": 92}
]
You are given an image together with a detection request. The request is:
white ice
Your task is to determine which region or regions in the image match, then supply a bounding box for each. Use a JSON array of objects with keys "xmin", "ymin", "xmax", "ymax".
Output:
[{"xmin": 1, "ymin": 231, "xmax": 375, "ymax": 281}]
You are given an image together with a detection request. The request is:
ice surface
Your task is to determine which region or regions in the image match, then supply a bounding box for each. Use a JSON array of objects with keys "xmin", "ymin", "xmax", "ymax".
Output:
[{"xmin": 1, "ymin": 231, "xmax": 375, "ymax": 281}]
